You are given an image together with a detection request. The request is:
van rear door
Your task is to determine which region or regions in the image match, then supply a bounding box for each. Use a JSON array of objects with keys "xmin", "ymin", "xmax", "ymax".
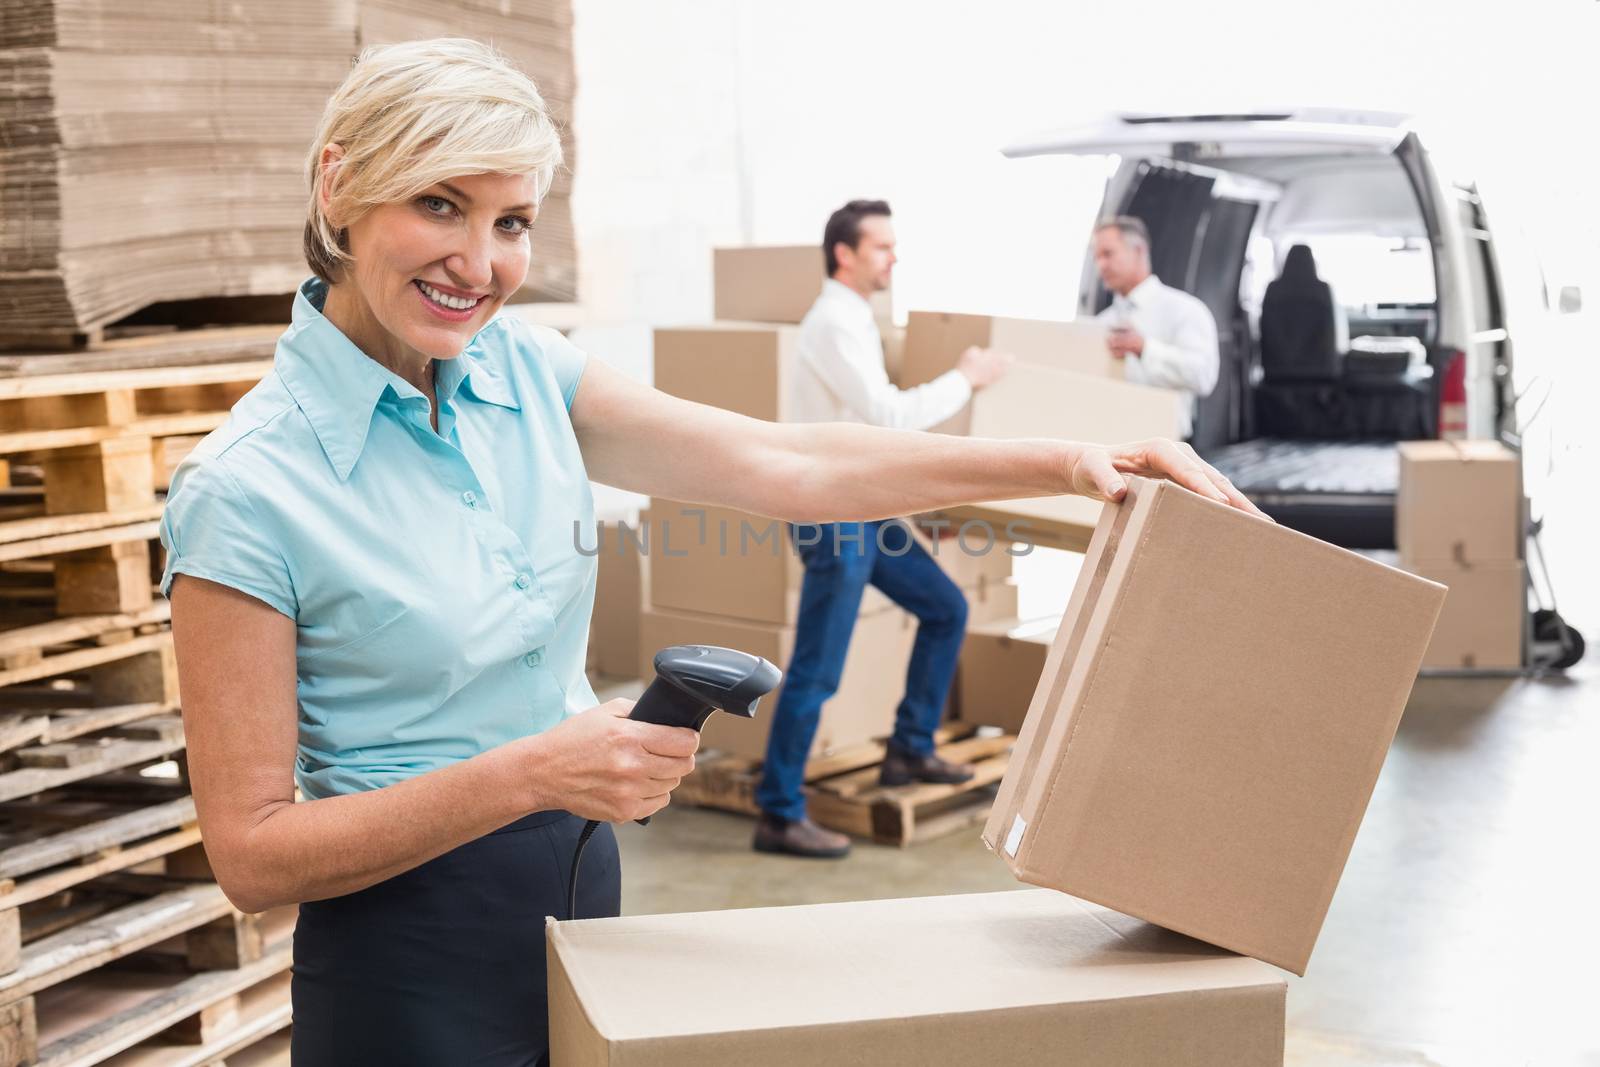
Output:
[{"xmin": 1004, "ymin": 109, "xmax": 1409, "ymax": 163}]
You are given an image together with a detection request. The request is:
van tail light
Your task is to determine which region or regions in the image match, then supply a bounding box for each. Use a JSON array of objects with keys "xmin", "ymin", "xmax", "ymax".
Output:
[{"xmin": 1439, "ymin": 348, "xmax": 1468, "ymax": 439}]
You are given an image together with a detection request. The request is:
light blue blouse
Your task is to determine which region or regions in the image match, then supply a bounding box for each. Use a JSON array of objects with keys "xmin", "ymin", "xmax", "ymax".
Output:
[{"xmin": 160, "ymin": 278, "xmax": 599, "ymax": 800}]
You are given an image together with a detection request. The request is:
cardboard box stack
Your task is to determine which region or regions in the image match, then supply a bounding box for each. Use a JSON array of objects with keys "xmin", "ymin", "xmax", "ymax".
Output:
[
  {"xmin": 0, "ymin": 0, "xmax": 578, "ymax": 344},
  {"xmin": 649, "ymin": 251, "xmax": 1043, "ymax": 757},
  {"xmin": 984, "ymin": 477, "xmax": 1445, "ymax": 975},
  {"xmin": 1397, "ymin": 441, "xmax": 1524, "ymax": 669},
  {"xmin": 645, "ymin": 256, "xmax": 905, "ymax": 761},
  {"xmin": 548, "ymin": 889, "xmax": 1287, "ymax": 1065}
]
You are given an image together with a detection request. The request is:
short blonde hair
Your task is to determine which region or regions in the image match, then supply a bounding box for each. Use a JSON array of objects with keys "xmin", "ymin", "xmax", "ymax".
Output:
[{"xmin": 303, "ymin": 37, "xmax": 563, "ymax": 284}]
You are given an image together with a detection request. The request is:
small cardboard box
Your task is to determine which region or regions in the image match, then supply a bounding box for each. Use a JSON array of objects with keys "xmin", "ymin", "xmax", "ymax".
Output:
[
  {"xmin": 548, "ymin": 889, "xmax": 1287, "ymax": 1066},
  {"xmin": 984, "ymin": 477, "xmax": 1445, "ymax": 975},
  {"xmin": 712, "ymin": 245, "xmax": 892, "ymax": 325},
  {"xmin": 653, "ymin": 324, "xmax": 799, "ymax": 421},
  {"xmin": 1397, "ymin": 441, "xmax": 1522, "ymax": 565},
  {"xmin": 1407, "ymin": 559, "xmax": 1525, "ymax": 669},
  {"xmin": 586, "ymin": 519, "xmax": 647, "ymax": 679},
  {"xmin": 639, "ymin": 600, "xmax": 914, "ymax": 760},
  {"xmin": 713, "ymin": 246, "xmax": 823, "ymax": 324},
  {"xmin": 957, "ymin": 615, "xmax": 1059, "ymax": 734}
]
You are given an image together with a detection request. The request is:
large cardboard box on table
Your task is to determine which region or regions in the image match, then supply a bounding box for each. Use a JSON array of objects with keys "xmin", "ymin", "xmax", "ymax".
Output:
[
  {"xmin": 1407, "ymin": 560, "xmax": 1525, "ymax": 669},
  {"xmin": 548, "ymin": 889, "xmax": 1286, "ymax": 1066},
  {"xmin": 984, "ymin": 477, "xmax": 1445, "ymax": 975},
  {"xmin": 1397, "ymin": 441, "xmax": 1522, "ymax": 565},
  {"xmin": 712, "ymin": 245, "xmax": 892, "ymax": 326},
  {"xmin": 639, "ymin": 600, "xmax": 915, "ymax": 760},
  {"xmin": 958, "ymin": 615, "xmax": 1059, "ymax": 733}
]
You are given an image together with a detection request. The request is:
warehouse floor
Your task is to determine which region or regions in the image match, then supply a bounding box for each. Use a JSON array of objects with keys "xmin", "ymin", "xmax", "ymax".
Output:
[{"xmin": 616, "ymin": 462, "xmax": 1599, "ymax": 1064}]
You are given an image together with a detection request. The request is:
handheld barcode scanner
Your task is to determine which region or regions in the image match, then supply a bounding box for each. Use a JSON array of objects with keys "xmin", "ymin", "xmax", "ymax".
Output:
[
  {"xmin": 566, "ymin": 645, "xmax": 781, "ymax": 919},
  {"xmin": 628, "ymin": 645, "xmax": 780, "ymax": 821}
]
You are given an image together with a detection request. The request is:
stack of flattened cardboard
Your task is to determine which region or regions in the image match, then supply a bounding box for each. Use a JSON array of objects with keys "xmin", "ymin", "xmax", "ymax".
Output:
[
  {"xmin": 1396, "ymin": 440, "xmax": 1524, "ymax": 669},
  {"xmin": 548, "ymin": 889, "xmax": 1287, "ymax": 1064},
  {"xmin": 0, "ymin": 0, "xmax": 354, "ymax": 341},
  {"xmin": 0, "ymin": 0, "xmax": 579, "ymax": 345},
  {"xmin": 984, "ymin": 476, "xmax": 1445, "ymax": 975},
  {"xmin": 357, "ymin": 0, "xmax": 578, "ymax": 302}
]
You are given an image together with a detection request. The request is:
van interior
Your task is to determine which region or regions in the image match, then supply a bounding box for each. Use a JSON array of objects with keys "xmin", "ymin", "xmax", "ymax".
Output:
[{"xmin": 1034, "ymin": 113, "xmax": 1509, "ymax": 549}]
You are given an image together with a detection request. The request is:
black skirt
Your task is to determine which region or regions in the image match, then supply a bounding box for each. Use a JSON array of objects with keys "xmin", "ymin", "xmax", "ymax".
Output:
[{"xmin": 290, "ymin": 810, "xmax": 620, "ymax": 1067}]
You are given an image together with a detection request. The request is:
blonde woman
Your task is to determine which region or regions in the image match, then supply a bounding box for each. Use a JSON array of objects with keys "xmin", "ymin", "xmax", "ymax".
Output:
[{"xmin": 160, "ymin": 38, "xmax": 1262, "ymax": 1065}]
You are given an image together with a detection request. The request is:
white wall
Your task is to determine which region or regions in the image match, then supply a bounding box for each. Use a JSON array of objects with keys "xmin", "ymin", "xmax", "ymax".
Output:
[
  {"xmin": 564, "ymin": 0, "xmax": 1599, "ymax": 514},
  {"xmin": 568, "ymin": 0, "xmax": 1599, "ymax": 335}
]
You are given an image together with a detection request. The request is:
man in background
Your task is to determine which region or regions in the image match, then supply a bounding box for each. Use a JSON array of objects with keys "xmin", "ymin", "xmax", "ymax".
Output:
[
  {"xmin": 752, "ymin": 199, "xmax": 1012, "ymax": 859},
  {"xmin": 1093, "ymin": 215, "xmax": 1219, "ymax": 440}
]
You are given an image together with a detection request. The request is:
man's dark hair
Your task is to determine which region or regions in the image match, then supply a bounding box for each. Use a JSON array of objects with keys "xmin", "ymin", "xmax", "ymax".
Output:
[{"xmin": 823, "ymin": 199, "xmax": 892, "ymax": 276}]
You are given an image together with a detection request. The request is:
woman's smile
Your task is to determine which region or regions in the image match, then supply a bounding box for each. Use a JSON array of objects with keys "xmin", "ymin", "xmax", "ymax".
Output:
[{"xmin": 412, "ymin": 278, "xmax": 485, "ymax": 322}]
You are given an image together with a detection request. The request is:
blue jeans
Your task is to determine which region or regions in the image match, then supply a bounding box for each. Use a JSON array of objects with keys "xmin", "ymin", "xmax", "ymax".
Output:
[{"xmin": 754, "ymin": 520, "xmax": 968, "ymax": 822}]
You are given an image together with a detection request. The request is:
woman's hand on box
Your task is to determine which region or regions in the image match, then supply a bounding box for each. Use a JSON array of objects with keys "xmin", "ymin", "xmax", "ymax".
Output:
[{"xmin": 1069, "ymin": 439, "xmax": 1269, "ymax": 518}]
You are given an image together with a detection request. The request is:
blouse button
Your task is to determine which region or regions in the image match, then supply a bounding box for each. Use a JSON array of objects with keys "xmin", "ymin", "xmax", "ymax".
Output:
[
  {"xmin": 523, "ymin": 650, "xmax": 543, "ymax": 668},
  {"xmin": 514, "ymin": 573, "xmax": 532, "ymax": 590},
  {"xmin": 461, "ymin": 490, "xmax": 478, "ymax": 508}
]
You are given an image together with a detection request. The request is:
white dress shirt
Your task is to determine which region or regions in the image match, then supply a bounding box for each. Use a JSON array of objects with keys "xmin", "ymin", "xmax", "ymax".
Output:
[
  {"xmin": 791, "ymin": 279, "xmax": 971, "ymax": 429},
  {"xmin": 1096, "ymin": 274, "xmax": 1220, "ymax": 439}
]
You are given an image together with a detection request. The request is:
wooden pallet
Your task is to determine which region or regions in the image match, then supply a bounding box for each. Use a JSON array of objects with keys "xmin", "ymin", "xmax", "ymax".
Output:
[
  {"xmin": 0, "ymin": 608, "xmax": 173, "ymax": 689},
  {"xmin": 673, "ymin": 723, "xmax": 974, "ymax": 818},
  {"xmin": 0, "ymin": 617, "xmax": 182, "ymax": 817},
  {"xmin": 0, "ymin": 350, "xmax": 271, "ymax": 618},
  {"xmin": 0, "ymin": 792, "xmax": 204, "ymax": 977},
  {"xmin": 0, "ymin": 887, "xmax": 290, "ymax": 1067},
  {"xmin": 677, "ymin": 726, "xmax": 1015, "ymax": 847},
  {"xmin": 27, "ymin": 910, "xmax": 294, "ymax": 1067}
]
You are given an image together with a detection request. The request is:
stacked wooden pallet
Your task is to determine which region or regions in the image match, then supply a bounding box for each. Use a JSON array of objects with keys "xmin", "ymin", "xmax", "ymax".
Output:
[
  {"xmin": 0, "ymin": 334, "xmax": 284, "ymax": 1067},
  {"xmin": 676, "ymin": 725, "xmax": 1015, "ymax": 848}
]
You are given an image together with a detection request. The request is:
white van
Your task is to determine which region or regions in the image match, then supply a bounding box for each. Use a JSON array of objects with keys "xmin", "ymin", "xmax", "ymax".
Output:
[{"xmin": 1007, "ymin": 108, "xmax": 1578, "ymax": 550}]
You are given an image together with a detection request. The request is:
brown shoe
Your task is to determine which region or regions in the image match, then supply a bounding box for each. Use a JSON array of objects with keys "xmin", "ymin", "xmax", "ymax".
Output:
[
  {"xmin": 879, "ymin": 747, "xmax": 976, "ymax": 787},
  {"xmin": 753, "ymin": 814, "xmax": 852, "ymax": 859}
]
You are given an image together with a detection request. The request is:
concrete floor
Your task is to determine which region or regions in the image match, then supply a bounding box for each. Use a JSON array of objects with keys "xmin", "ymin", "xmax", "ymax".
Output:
[
  {"xmin": 617, "ymin": 662, "xmax": 1598, "ymax": 1065},
  {"xmin": 613, "ymin": 474, "xmax": 1599, "ymax": 1064}
]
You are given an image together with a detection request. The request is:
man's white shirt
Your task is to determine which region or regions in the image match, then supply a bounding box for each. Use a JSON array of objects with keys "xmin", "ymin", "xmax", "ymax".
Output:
[
  {"xmin": 1096, "ymin": 275, "xmax": 1219, "ymax": 439},
  {"xmin": 791, "ymin": 279, "xmax": 971, "ymax": 429}
]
